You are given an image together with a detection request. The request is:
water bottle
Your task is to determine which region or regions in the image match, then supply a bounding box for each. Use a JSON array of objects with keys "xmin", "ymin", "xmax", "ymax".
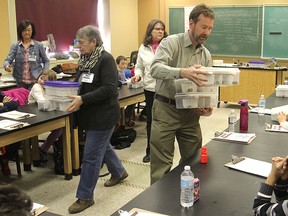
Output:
[
  {"xmin": 258, "ymin": 95, "xmax": 265, "ymax": 116},
  {"xmin": 238, "ymin": 99, "xmax": 249, "ymax": 133},
  {"xmin": 180, "ymin": 165, "xmax": 194, "ymax": 207},
  {"xmin": 228, "ymin": 109, "xmax": 237, "ymax": 132}
]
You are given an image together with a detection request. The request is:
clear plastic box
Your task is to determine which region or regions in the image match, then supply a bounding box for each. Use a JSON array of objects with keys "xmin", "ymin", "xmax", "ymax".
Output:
[
  {"xmin": 37, "ymin": 100, "xmax": 55, "ymax": 111},
  {"xmin": 50, "ymin": 98, "xmax": 72, "ymax": 111},
  {"xmin": 200, "ymin": 67, "xmax": 240, "ymax": 85},
  {"xmin": 44, "ymin": 81, "xmax": 80, "ymax": 97},
  {"xmin": 174, "ymin": 79, "xmax": 197, "ymax": 94},
  {"xmin": 276, "ymin": 85, "xmax": 288, "ymax": 97},
  {"xmin": 175, "ymin": 93, "xmax": 218, "ymax": 109}
]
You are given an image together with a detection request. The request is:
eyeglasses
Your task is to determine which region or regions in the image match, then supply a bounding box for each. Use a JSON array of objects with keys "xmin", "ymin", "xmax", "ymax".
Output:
[
  {"xmin": 23, "ymin": 29, "xmax": 32, "ymax": 32},
  {"xmin": 153, "ymin": 28, "xmax": 164, "ymax": 31}
]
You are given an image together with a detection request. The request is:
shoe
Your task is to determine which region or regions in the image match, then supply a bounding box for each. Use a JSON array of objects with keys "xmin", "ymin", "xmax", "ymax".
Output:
[
  {"xmin": 0, "ymin": 159, "xmax": 11, "ymax": 176},
  {"xmin": 104, "ymin": 170, "xmax": 128, "ymax": 187},
  {"xmin": 68, "ymin": 199, "xmax": 94, "ymax": 214},
  {"xmin": 39, "ymin": 148, "xmax": 48, "ymax": 164},
  {"xmin": 142, "ymin": 154, "xmax": 150, "ymax": 163},
  {"xmin": 138, "ymin": 114, "xmax": 147, "ymax": 122}
]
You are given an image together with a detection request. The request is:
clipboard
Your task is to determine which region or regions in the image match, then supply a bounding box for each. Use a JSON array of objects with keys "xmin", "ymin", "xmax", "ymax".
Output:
[
  {"xmin": 224, "ymin": 156, "xmax": 271, "ymax": 178},
  {"xmin": 213, "ymin": 131, "xmax": 256, "ymax": 144}
]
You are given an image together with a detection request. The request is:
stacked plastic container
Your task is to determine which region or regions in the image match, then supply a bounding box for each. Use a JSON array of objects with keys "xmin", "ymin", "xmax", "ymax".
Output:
[
  {"xmin": 174, "ymin": 67, "xmax": 240, "ymax": 109},
  {"xmin": 41, "ymin": 81, "xmax": 80, "ymax": 111}
]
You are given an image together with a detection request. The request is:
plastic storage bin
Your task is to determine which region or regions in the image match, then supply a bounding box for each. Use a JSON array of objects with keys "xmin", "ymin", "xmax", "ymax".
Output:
[
  {"xmin": 50, "ymin": 98, "xmax": 73, "ymax": 111},
  {"xmin": 200, "ymin": 67, "xmax": 240, "ymax": 85},
  {"xmin": 37, "ymin": 100, "xmax": 54, "ymax": 111},
  {"xmin": 175, "ymin": 93, "xmax": 218, "ymax": 109},
  {"xmin": 276, "ymin": 85, "xmax": 288, "ymax": 97},
  {"xmin": 44, "ymin": 81, "xmax": 80, "ymax": 97}
]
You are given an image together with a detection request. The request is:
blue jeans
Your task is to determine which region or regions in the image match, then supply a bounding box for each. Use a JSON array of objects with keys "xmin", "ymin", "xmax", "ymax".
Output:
[{"xmin": 76, "ymin": 127, "xmax": 125, "ymax": 200}]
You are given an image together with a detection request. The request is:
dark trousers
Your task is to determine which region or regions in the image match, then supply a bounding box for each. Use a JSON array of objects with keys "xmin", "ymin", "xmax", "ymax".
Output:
[{"xmin": 144, "ymin": 89, "xmax": 155, "ymax": 155}]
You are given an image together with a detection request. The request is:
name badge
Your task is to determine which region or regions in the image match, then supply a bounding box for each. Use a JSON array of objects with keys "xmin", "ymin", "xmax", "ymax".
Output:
[
  {"xmin": 81, "ymin": 73, "xmax": 94, "ymax": 83},
  {"xmin": 29, "ymin": 53, "xmax": 37, "ymax": 62}
]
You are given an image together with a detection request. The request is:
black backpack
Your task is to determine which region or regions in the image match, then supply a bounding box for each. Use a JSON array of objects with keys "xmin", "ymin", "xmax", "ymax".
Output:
[{"xmin": 110, "ymin": 125, "xmax": 137, "ymax": 149}]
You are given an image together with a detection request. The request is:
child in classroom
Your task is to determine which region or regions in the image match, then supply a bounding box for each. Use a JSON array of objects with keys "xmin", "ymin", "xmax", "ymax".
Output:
[
  {"xmin": 28, "ymin": 69, "xmax": 62, "ymax": 163},
  {"xmin": 116, "ymin": 55, "xmax": 136, "ymax": 127}
]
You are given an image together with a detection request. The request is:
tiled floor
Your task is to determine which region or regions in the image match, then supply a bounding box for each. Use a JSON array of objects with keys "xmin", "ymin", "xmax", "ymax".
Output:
[{"xmin": 1, "ymin": 103, "xmax": 239, "ymax": 216}]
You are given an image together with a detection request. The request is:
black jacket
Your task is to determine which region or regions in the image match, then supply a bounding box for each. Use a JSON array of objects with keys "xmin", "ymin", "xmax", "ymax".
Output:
[{"xmin": 74, "ymin": 51, "xmax": 120, "ymax": 130}]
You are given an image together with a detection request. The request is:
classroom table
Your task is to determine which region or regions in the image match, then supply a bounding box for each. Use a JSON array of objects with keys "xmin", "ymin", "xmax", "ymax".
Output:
[
  {"xmin": 0, "ymin": 103, "xmax": 74, "ymax": 180},
  {"xmin": 71, "ymin": 85, "xmax": 145, "ymax": 174},
  {"xmin": 111, "ymin": 92, "xmax": 288, "ymax": 216}
]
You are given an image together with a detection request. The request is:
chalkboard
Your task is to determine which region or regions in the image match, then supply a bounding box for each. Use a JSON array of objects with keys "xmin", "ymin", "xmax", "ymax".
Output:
[
  {"xmin": 262, "ymin": 6, "xmax": 288, "ymax": 59},
  {"xmin": 169, "ymin": 8, "xmax": 184, "ymax": 35},
  {"xmin": 169, "ymin": 6, "xmax": 263, "ymax": 57}
]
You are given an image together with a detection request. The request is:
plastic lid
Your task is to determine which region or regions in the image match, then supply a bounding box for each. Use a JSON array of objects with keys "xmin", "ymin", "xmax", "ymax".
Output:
[
  {"xmin": 184, "ymin": 165, "xmax": 190, "ymax": 170},
  {"xmin": 44, "ymin": 81, "xmax": 80, "ymax": 87},
  {"xmin": 238, "ymin": 99, "xmax": 248, "ymax": 106}
]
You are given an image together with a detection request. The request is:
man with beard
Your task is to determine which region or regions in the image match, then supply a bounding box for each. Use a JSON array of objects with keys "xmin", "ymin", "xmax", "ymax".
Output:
[{"xmin": 150, "ymin": 4, "xmax": 215, "ymax": 184}]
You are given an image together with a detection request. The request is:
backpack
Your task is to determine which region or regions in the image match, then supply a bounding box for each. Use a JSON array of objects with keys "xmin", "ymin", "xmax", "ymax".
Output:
[
  {"xmin": 110, "ymin": 125, "xmax": 137, "ymax": 149},
  {"xmin": 53, "ymin": 136, "xmax": 64, "ymax": 175}
]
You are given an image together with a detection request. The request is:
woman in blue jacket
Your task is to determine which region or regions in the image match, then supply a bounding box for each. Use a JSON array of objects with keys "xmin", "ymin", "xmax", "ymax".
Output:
[{"xmin": 3, "ymin": 20, "xmax": 50, "ymax": 89}]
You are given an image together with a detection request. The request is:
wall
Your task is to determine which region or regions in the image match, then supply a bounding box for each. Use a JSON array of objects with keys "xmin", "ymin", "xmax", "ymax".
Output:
[
  {"xmin": 0, "ymin": 0, "xmax": 11, "ymax": 65},
  {"xmin": 0, "ymin": 0, "xmax": 138, "ymax": 64},
  {"xmin": 138, "ymin": 0, "xmax": 288, "ymax": 66},
  {"xmin": 110, "ymin": 0, "xmax": 139, "ymax": 58}
]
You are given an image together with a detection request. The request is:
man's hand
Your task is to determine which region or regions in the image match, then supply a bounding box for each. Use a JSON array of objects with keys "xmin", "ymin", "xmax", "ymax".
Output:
[
  {"xmin": 193, "ymin": 107, "xmax": 213, "ymax": 116},
  {"xmin": 180, "ymin": 65, "xmax": 208, "ymax": 86},
  {"xmin": 66, "ymin": 95, "xmax": 83, "ymax": 112}
]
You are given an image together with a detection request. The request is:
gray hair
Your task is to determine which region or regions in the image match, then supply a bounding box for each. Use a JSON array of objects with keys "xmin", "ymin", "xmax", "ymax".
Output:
[{"xmin": 76, "ymin": 25, "xmax": 103, "ymax": 46}]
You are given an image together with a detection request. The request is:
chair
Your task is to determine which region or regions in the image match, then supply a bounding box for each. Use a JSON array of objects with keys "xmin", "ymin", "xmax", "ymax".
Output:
[{"xmin": 129, "ymin": 51, "xmax": 138, "ymax": 67}]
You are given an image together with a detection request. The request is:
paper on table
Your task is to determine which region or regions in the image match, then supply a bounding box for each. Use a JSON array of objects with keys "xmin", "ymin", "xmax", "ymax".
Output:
[
  {"xmin": 249, "ymin": 107, "xmax": 271, "ymax": 115},
  {"xmin": 32, "ymin": 202, "xmax": 48, "ymax": 216},
  {"xmin": 128, "ymin": 208, "xmax": 168, "ymax": 216},
  {"xmin": 213, "ymin": 131, "xmax": 256, "ymax": 144},
  {"xmin": 0, "ymin": 119, "xmax": 29, "ymax": 130},
  {"xmin": 265, "ymin": 123, "xmax": 288, "ymax": 133},
  {"xmin": 225, "ymin": 157, "xmax": 271, "ymax": 178},
  {"xmin": 0, "ymin": 110, "xmax": 35, "ymax": 120}
]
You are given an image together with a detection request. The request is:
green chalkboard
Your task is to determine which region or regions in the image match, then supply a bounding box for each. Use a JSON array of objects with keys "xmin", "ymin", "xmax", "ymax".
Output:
[
  {"xmin": 169, "ymin": 8, "xmax": 184, "ymax": 35},
  {"xmin": 169, "ymin": 6, "xmax": 263, "ymax": 57},
  {"xmin": 205, "ymin": 6, "xmax": 263, "ymax": 57},
  {"xmin": 262, "ymin": 6, "xmax": 288, "ymax": 59}
]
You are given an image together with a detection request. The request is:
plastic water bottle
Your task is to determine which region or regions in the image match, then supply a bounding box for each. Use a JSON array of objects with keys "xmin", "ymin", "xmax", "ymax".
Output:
[
  {"xmin": 180, "ymin": 165, "xmax": 194, "ymax": 207},
  {"xmin": 258, "ymin": 95, "xmax": 265, "ymax": 116},
  {"xmin": 228, "ymin": 109, "xmax": 237, "ymax": 132}
]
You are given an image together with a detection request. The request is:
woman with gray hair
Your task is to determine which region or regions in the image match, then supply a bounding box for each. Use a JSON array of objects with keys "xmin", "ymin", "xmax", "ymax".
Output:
[{"xmin": 67, "ymin": 25, "xmax": 128, "ymax": 214}]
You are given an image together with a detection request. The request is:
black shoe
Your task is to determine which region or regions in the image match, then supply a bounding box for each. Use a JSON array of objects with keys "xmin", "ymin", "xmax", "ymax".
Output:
[
  {"xmin": 39, "ymin": 148, "xmax": 48, "ymax": 164},
  {"xmin": 143, "ymin": 154, "xmax": 150, "ymax": 163}
]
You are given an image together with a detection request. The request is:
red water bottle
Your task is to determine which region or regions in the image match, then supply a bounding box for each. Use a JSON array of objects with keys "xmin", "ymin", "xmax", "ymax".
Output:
[
  {"xmin": 238, "ymin": 99, "xmax": 248, "ymax": 133},
  {"xmin": 200, "ymin": 146, "xmax": 208, "ymax": 164}
]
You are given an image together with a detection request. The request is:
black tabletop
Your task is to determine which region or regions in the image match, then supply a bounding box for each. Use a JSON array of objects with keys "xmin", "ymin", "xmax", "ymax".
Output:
[
  {"xmin": 111, "ymin": 92, "xmax": 288, "ymax": 216},
  {"xmin": 0, "ymin": 103, "xmax": 70, "ymax": 135},
  {"xmin": 118, "ymin": 85, "xmax": 143, "ymax": 100}
]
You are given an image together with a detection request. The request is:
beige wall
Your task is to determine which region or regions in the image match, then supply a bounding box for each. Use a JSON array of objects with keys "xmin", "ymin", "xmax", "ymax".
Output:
[
  {"xmin": 110, "ymin": 0, "xmax": 139, "ymax": 59},
  {"xmin": 0, "ymin": 0, "xmax": 11, "ymax": 65}
]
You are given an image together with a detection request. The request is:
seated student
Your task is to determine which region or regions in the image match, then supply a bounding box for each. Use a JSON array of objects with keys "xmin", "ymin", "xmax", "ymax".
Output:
[
  {"xmin": 0, "ymin": 94, "xmax": 19, "ymax": 176},
  {"xmin": 277, "ymin": 112, "xmax": 288, "ymax": 130},
  {"xmin": 116, "ymin": 55, "xmax": 136, "ymax": 127},
  {"xmin": 253, "ymin": 156, "xmax": 288, "ymax": 215},
  {"xmin": 28, "ymin": 69, "xmax": 62, "ymax": 164},
  {"xmin": 0, "ymin": 183, "xmax": 33, "ymax": 216}
]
